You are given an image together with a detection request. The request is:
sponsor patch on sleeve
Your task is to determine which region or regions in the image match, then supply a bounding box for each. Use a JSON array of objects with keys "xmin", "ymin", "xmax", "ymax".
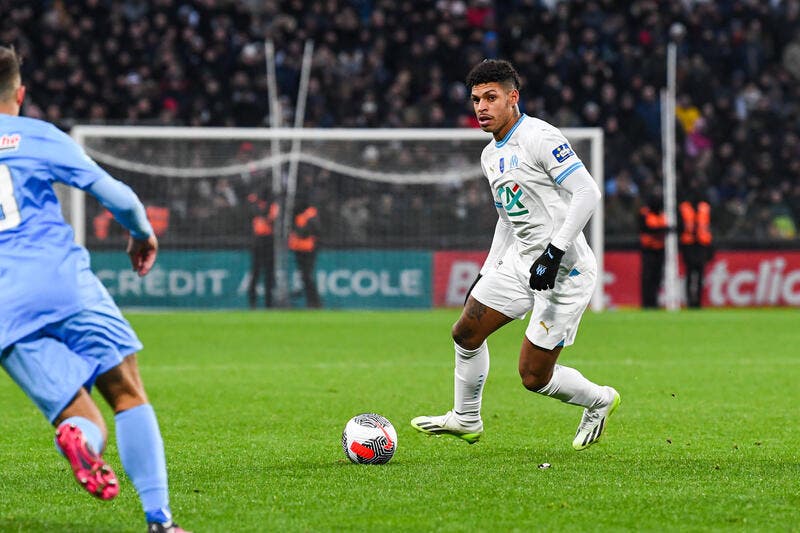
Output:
[
  {"xmin": 0, "ymin": 133, "xmax": 21, "ymax": 152},
  {"xmin": 552, "ymin": 143, "xmax": 574, "ymax": 163}
]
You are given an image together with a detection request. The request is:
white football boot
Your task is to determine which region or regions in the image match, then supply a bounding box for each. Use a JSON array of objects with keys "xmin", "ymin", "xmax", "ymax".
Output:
[
  {"xmin": 572, "ymin": 386, "xmax": 621, "ymax": 450},
  {"xmin": 410, "ymin": 411, "xmax": 483, "ymax": 444}
]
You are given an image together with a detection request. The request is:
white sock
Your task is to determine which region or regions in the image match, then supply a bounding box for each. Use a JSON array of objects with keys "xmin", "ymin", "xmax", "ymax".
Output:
[
  {"xmin": 535, "ymin": 364, "xmax": 606, "ymax": 409},
  {"xmin": 453, "ymin": 341, "xmax": 489, "ymax": 425}
]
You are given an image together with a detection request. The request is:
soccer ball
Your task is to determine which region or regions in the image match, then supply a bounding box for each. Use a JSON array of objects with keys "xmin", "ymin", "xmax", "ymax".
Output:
[{"xmin": 341, "ymin": 413, "xmax": 397, "ymax": 464}]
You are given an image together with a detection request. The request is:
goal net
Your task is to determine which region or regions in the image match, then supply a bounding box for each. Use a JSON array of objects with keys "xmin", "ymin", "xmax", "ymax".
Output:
[{"xmin": 69, "ymin": 126, "xmax": 604, "ymax": 310}]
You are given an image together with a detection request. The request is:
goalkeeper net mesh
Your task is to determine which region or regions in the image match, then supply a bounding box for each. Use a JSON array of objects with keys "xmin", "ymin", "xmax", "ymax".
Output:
[
  {"xmin": 69, "ymin": 126, "xmax": 603, "ymax": 309},
  {"xmin": 71, "ymin": 127, "xmax": 601, "ymax": 252}
]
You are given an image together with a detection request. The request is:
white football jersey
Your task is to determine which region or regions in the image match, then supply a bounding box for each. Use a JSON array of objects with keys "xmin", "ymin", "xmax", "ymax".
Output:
[{"xmin": 480, "ymin": 114, "xmax": 596, "ymax": 271}]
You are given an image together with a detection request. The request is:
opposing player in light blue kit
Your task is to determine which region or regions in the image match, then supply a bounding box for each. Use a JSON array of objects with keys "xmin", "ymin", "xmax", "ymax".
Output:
[
  {"xmin": 0, "ymin": 46, "xmax": 188, "ymax": 533},
  {"xmin": 412, "ymin": 59, "xmax": 620, "ymax": 450}
]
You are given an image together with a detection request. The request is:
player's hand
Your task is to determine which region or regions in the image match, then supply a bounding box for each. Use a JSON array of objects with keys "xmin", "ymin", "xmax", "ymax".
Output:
[
  {"xmin": 127, "ymin": 234, "xmax": 158, "ymax": 276},
  {"xmin": 529, "ymin": 243, "xmax": 564, "ymax": 291}
]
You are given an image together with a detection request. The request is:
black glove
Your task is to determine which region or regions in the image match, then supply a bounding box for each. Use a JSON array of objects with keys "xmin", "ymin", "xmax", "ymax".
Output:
[{"xmin": 529, "ymin": 243, "xmax": 565, "ymax": 291}]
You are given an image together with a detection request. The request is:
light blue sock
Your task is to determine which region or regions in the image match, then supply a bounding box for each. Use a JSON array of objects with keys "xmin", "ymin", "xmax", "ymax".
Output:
[
  {"xmin": 115, "ymin": 404, "xmax": 171, "ymax": 524},
  {"xmin": 55, "ymin": 416, "xmax": 104, "ymax": 456}
]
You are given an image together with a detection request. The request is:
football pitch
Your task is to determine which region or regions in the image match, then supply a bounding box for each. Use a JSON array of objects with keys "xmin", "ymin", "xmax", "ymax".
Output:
[{"xmin": 1, "ymin": 308, "xmax": 798, "ymax": 532}]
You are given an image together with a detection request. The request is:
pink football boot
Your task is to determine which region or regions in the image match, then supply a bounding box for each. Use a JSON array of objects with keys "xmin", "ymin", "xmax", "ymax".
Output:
[{"xmin": 55, "ymin": 423, "xmax": 119, "ymax": 500}]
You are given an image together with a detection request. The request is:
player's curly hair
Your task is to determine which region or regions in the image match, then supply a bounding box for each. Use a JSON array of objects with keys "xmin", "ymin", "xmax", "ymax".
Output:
[{"xmin": 465, "ymin": 59, "xmax": 521, "ymax": 91}]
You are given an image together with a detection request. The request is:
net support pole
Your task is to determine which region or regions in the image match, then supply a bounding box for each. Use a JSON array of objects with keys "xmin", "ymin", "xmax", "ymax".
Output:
[
  {"xmin": 284, "ymin": 40, "xmax": 315, "ymax": 272},
  {"xmin": 265, "ymin": 39, "xmax": 289, "ymax": 306},
  {"xmin": 662, "ymin": 42, "xmax": 680, "ymax": 311},
  {"xmin": 589, "ymin": 128, "xmax": 605, "ymax": 311},
  {"xmin": 68, "ymin": 129, "xmax": 87, "ymax": 246}
]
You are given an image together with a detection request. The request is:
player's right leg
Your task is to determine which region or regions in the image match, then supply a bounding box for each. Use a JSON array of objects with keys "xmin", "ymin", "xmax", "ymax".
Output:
[{"xmin": 410, "ymin": 292, "xmax": 513, "ymax": 444}]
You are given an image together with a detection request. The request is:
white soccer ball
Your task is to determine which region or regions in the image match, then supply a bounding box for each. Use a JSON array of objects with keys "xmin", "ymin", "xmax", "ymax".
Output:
[{"xmin": 341, "ymin": 413, "xmax": 397, "ymax": 464}]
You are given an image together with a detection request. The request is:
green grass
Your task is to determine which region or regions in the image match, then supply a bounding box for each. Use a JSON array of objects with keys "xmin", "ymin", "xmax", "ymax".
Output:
[{"xmin": 1, "ymin": 309, "xmax": 799, "ymax": 532}]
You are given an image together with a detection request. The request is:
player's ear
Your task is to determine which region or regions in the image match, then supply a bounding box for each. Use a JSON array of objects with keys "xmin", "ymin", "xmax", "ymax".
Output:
[
  {"xmin": 509, "ymin": 88, "xmax": 519, "ymax": 106},
  {"xmin": 16, "ymin": 85, "xmax": 25, "ymax": 107}
]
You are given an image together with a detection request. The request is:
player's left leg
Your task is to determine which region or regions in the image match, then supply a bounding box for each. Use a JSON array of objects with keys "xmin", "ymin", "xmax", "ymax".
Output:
[
  {"xmin": 522, "ymin": 266, "xmax": 620, "ymax": 450},
  {"xmin": 518, "ymin": 338, "xmax": 619, "ymax": 450}
]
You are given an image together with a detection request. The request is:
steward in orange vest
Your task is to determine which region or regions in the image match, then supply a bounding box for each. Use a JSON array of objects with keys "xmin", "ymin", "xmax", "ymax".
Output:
[
  {"xmin": 639, "ymin": 195, "xmax": 669, "ymax": 308},
  {"xmin": 679, "ymin": 194, "xmax": 713, "ymax": 308},
  {"xmin": 639, "ymin": 205, "xmax": 668, "ymax": 250},
  {"xmin": 247, "ymin": 191, "xmax": 280, "ymax": 308},
  {"xmin": 289, "ymin": 202, "xmax": 321, "ymax": 308},
  {"xmin": 288, "ymin": 206, "xmax": 319, "ymax": 253}
]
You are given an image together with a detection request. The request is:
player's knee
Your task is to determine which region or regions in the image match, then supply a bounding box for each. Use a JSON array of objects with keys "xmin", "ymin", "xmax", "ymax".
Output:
[
  {"xmin": 107, "ymin": 390, "xmax": 148, "ymax": 414},
  {"xmin": 451, "ymin": 322, "xmax": 482, "ymax": 351},
  {"xmin": 519, "ymin": 368, "xmax": 549, "ymax": 392},
  {"xmin": 96, "ymin": 369, "xmax": 149, "ymax": 413}
]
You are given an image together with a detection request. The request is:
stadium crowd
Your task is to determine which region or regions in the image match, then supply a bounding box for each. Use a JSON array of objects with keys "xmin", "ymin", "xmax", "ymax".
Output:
[{"xmin": 3, "ymin": 0, "xmax": 800, "ymax": 247}]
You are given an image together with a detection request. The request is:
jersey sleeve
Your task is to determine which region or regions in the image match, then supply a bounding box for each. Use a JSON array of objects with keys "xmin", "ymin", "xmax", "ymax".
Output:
[
  {"xmin": 87, "ymin": 175, "xmax": 153, "ymax": 239},
  {"xmin": 44, "ymin": 125, "xmax": 113, "ymax": 189},
  {"xmin": 549, "ymin": 166, "xmax": 601, "ymax": 250},
  {"xmin": 529, "ymin": 125, "xmax": 600, "ymax": 251},
  {"xmin": 530, "ymin": 127, "xmax": 586, "ymax": 186}
]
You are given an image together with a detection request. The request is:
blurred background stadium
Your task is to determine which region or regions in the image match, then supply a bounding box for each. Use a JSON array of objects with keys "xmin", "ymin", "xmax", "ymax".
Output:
[{"xmin": 4, "ymin": 0, "xmax": 800, "ymax": 310}]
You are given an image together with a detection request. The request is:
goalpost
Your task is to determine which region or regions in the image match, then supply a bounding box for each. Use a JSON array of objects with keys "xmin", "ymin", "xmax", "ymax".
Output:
[{"xmin": 70, "ymin": 126, "xmax": 604, "ymax": 310}]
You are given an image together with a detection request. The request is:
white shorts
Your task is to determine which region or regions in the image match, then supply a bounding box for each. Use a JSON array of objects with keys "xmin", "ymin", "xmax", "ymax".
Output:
[{"xmin": 471, "ymin": 248, "xmax": 596, "ymax": 350}]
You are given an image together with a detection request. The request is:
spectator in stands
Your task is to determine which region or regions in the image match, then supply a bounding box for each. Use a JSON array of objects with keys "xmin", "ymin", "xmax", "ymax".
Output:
[
  {"xmin": 4, "ymin": 0, "xmax": 800, "ymax": 248},
  {"xmin": 766, "ymin": 189, "xmax": 798, "ymax": 240}
]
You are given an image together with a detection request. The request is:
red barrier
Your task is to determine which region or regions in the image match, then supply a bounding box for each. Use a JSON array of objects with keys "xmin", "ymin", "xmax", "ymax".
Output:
[
  {"xmin": 432, "ymin": 250, "xmax": 800, "ymax": 308},
  {"xmin": 433, "ymin": 251, "xmax": 487, "ymax": 307}
]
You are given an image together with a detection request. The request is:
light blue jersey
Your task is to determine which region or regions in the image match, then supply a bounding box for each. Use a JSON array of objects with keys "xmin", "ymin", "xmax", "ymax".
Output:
[{"xmin": 0, "ymin": 115, "xmax": 119, "ymax": 349}]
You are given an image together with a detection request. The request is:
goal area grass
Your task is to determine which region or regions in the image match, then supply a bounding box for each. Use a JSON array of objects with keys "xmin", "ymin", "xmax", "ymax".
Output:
[{"xmin": 1, "ymin": 308, "xmax": 798, "ymax": 532}]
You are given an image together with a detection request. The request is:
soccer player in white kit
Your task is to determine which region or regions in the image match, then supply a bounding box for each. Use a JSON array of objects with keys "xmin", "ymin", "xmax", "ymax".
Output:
[{"xmin": 411, "ymin": 59, "xmax": 620, "ymax": 450}]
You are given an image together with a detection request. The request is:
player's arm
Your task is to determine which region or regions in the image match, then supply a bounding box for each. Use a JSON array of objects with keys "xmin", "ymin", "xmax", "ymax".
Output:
[
  {"xmin": 87, "ymin": 176, "xmax": 157, "ymax": 276},
  {"xmin": 549, "ymin": 165, "xmax": 601, "ymax": 251},
  {"xmin": 528, "ymin": 132, "xmax": 600, "ymax": 290},
  {"xmin": 44, "ymin": 126, "xmax": 157, "ymax": 276},
  {"xmin": 529, "ymin": 167, "xmax": 600, "ymax": 290},
  {"xmin": 481, "ymin": 217, "xmax": 513, "ymax": 276},
  {"xmin": 478, "ymin": 155, "xmax": 514, "ymax": 278},
  {"xmin": 464, "ymin": 218, "xmax": 513, "ymax": 304}
]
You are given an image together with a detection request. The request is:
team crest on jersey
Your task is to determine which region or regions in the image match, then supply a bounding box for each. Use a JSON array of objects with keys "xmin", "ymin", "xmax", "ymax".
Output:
[
  {"xmin": 495, "ymin": 182, "xmax": 529, "ymax": 217},
  {"xmin": 499, "ymin": 154, "xmax": 521, "ymax": 174},
  {"xmin": 0, "ymin": 133, "xmax": 21, "ymax": 152},
  {"xmin": 552, "ymin": 143, "xmax": 574, "ymax": 163}
]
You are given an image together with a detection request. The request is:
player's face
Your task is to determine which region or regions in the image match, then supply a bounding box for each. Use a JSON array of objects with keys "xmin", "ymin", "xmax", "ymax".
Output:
[{"xmin": 471, "ymin": 82, "xmax": 519, "ymax": 140}]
